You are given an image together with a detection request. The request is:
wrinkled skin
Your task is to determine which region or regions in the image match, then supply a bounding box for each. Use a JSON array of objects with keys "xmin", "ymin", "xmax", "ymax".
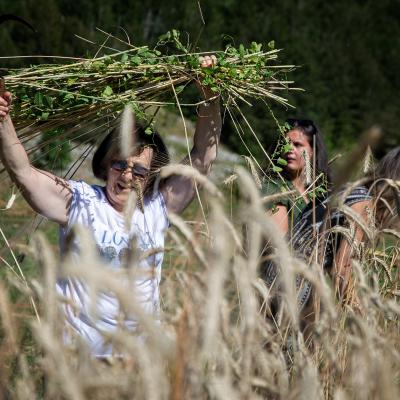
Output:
[{"xmin": 105, "ymin": 147, "xmax": 154, "ymax": 212}]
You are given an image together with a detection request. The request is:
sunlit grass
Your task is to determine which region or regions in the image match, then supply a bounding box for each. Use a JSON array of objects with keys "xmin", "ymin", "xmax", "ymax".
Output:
[{"xmin": 0, "ymin": 165, "xmax": 398, "ymax": 399}]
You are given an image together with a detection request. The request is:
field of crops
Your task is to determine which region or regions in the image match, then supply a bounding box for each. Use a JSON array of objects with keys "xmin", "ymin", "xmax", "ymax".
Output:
[{"xmin": 0, "ymin": 31, "xmax": 399, "ymax": 399}]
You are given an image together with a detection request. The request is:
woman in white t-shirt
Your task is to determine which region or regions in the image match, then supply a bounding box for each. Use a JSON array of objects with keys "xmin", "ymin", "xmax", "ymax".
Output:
[
  {"xmin": 57, "ymin": 125, "xmax": 172, "ymax": 355},
  {"xmin": 0, "ymin": 56, "xmax": 221, "ymax": 356}
]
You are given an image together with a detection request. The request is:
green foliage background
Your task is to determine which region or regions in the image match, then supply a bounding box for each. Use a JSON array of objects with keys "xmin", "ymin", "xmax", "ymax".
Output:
[{"xmin": 1, "ymin": 0, "xmax": 399, "ymax": 158}]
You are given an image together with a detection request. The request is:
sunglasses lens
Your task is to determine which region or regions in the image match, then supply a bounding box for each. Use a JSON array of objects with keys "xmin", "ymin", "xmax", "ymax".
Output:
[
  {"xmin": 111, "ymin": 160, "xmax": 149, "ymax": 180},
  {"xmin": 111, "ymin": 160, "xmax": 127, "ymax": 171},
  {"xmin": 132, "ymin": 166, "xmax": 149, "ymax": 179}
]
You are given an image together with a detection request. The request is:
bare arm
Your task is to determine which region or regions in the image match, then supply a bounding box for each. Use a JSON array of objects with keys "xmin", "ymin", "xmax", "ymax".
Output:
[
  {"xmin": 333, "ymin": 200, "xmax": 370, "ymax": 302},
  {"xmin": 0, "ymin": 92, "xmax": 71, "ymax": 225},
  {"xmin": 161, "ymin": 56, "xmax": 222, "ymax": 214},
  {"xmin": 267, "ymin": 205, "xmax": 289, "ymax": 236}
]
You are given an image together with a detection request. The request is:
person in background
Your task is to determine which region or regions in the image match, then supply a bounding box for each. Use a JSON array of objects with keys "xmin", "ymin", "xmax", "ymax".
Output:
[
  {"xmin": 330, "ymin": 146, "xmax": 400, "ymax": 302},
  {"xmin": 261, "ymin": 119, "xmax": 331, "ymax": 237},
  {"xmin": 260, "ymin": 119, "xmax": 331, "ymax": 290}
]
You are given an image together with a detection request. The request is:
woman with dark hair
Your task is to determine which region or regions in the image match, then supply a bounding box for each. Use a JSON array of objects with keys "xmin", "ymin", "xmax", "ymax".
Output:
[
  {"xmin": 259, "ymin": 118, "xmax": 331, "ymax": 339},
  {"xmin": 0, "ymin": 56, "xmax": 222, "ymax": 356},
  {"xmin": 261, "ymin": 136, "xmax": 400, "ymax": 341},
  {"xmin": 92, "ymin": 123, "xmax": 170, "ymax": 200},
  {"xmin": 261, "ymin": 118, "xmax": 331, "ymax": 237},
  {"xmin": 275, "ymin": 146, "xmax": 399, "ymax": 343}
]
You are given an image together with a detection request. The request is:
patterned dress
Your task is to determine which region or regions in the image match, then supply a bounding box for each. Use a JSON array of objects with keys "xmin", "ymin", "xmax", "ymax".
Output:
[{"xmin": 262, "ymin": 186, "xmax": 371, "ymax": 311}]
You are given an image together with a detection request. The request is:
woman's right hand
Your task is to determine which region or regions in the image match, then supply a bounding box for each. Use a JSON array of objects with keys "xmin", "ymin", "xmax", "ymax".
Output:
[{"xmin": 0, "ymin": 91, "xmax": 12, "ymax": 119}]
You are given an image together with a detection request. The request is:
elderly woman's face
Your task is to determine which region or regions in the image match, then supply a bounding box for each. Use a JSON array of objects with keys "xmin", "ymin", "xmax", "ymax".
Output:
[{"xmin": 105, "ymin": 147, "xmax": 154, "ymax": 212}]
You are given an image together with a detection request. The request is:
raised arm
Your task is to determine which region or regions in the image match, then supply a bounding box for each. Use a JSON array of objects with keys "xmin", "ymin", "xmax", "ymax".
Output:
[
  {"xmin": 0, "ymin": 91, "xmax": 71, "ymax": 225},
  {"xmin": 161, "ymin": 56, "xmax": 222, "ymax": 214}
]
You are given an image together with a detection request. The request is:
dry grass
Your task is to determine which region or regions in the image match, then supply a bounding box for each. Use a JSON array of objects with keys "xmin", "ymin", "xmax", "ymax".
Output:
[{"xmin": 0, "ymin": 164, "xmax": 398, "ymax": 399}]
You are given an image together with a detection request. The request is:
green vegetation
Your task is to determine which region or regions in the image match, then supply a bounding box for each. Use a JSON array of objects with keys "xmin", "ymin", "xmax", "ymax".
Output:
[
  {"xmin": 6, "ymin": 34, "xmax": 293, "ymax": 130},
  {"xmin": 3, "ymin": 30, "xmax": 295, "ymax": 179},
  {"xmin": 1, "ymin": 0, "xmax": 398, "ymax": 156}
]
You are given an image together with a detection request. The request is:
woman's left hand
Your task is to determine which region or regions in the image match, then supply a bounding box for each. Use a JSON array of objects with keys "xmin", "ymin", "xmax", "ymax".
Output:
[
  {"xmin": 197, "ymin": 55, "xmax": 218, "ymax": 101},
  {"xmin": 199, "ymin": 54, "xmax": 217, "ymax": 68}
]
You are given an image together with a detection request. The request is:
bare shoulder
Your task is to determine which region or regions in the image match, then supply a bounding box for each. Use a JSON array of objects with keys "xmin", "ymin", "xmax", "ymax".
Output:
[{"xmin": 267, "ymin": 204, "xmax": 289, "ymax": 235}]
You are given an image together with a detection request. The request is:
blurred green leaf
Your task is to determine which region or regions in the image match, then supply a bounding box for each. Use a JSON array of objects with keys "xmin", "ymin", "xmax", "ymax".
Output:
[
  {"xmin": 40, "ymin": 112, "xmax": 49, "ymax": 121},
  {"xmin": 34, "ymin": 92, "xmax": 43, "ymax": 106},
  {"xmin": 102, "ymin": 86, "xmax": 113, "ymax": 97},
  {"xmin": 272, "ymin": 165, "xmax": 283, "ymax": 173},
  {"xmin": 277, "ymin": 157, "xmax": 288, "ymax": 166}
]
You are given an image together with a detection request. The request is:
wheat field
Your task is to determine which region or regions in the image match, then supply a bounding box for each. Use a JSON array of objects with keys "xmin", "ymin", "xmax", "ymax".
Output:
[{"xmin": 0, "ymin": 161, "xmax": 398, "ymax": 400}]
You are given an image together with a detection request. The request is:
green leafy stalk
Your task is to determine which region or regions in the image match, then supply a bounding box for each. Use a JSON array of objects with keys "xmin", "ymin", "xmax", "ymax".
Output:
[{"xmin": 5, "ymin": 30, "xmax": 297, "ymax": 137}]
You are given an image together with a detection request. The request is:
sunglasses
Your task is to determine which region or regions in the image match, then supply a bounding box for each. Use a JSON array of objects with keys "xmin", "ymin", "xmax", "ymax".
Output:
[{"xmin": 110, "ymin": 160, "xmax": 150, "ymax": 180}]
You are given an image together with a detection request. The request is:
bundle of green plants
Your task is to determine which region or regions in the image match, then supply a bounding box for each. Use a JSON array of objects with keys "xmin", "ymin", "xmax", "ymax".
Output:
[
  {"xmin": 4, "ymin": 30, "xmax": 295, "ymax": 138},
  {"xmin": 0, "ymin": 30, "xmax": 297, "ymax": 174}
]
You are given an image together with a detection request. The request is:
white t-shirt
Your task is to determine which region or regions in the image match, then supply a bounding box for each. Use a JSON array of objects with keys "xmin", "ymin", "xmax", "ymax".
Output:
[{"xmin": 57, "ymin": 180, "xmax": 169, "ymax": 356}]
